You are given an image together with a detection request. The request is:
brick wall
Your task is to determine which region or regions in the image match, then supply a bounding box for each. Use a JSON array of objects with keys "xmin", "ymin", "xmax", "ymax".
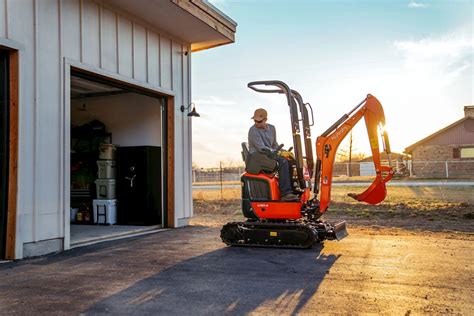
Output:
[
  {"xmin": 412, "ymin": 145, "xmax": 456, "ymax": 161},
  {"xmin": 412, "ymin": 144, "xmax": 474, "ymax": 178}
]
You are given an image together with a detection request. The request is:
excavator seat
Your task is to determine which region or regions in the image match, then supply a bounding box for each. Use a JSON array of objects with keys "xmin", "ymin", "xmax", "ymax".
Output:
[{"xmin": 242, "ymin": 142, "xmax": 277, "ymax": 175}]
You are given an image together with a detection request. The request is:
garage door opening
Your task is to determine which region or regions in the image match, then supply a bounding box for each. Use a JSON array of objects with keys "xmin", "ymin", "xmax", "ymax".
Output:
[
  {"xmin": 69, "ymin": 70, "xmax": 168, "ymax": 247},
  {"xmin": 0, "ymin": 50, "xmax": 9, "ymax": 258}
]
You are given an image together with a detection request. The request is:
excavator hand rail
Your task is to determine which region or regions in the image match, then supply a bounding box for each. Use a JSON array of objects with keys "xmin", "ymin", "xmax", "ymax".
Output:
[
  {"xmin": 305, "ymin": 103, "xmax": 314, "ymax": 126},
  {"xmin": 247, "ymin": 80, "xmax": 290, "ymax": 96}
]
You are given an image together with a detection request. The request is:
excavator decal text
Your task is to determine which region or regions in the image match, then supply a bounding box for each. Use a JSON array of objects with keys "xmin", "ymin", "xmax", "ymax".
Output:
[{"xmin": 330, "ymin": 125, "xmax": 349, "ymax": 141}]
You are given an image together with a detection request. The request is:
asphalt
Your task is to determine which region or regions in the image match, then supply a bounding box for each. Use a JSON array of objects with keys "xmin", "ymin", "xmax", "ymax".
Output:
[{"xmin": 0, "ymin": 225, "xmax": 472, "ymax": 315}]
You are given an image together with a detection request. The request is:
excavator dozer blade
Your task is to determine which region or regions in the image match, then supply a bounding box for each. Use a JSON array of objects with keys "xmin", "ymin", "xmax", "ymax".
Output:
[
  {"xmin": 325, "ymin": 221, "xmax": 348, "ymax": 241},
  {"xmin": 333, "ymin": 221, "xmax": 348, "ymax": 240}
]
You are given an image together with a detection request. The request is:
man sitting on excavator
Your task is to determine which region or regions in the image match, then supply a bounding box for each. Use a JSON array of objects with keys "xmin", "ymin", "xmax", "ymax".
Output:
[{"xmin": 248, "ymin": 108, "xmax": 299, "ymax": 201}]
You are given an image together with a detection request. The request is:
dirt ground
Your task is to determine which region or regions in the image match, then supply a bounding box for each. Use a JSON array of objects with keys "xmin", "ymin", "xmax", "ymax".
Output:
[
  {"xmin": 0, "ymin": 187, "xmax": 472, "ymax": 315},
  {"xmin": 0, "ymin": 217, "xmax": 472, "ymax": 315},
  {"xmin": 188, "ymin": 187, "xmax": 474, "ymax": 314}
]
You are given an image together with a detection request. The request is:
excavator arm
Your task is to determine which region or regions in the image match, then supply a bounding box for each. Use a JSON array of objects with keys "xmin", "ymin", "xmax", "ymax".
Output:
[{"xmin": 315, "ymin": 94, "xmax": 394, "ymax": 213}]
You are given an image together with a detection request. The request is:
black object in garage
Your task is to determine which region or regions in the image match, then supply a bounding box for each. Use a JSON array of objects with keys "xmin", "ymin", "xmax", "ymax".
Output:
[
  {"xmin": 0, "ymin": 51, "xmax": 9, "ymax": 258},
  {"xmin": 117, "ymin": 146, "xmax": 162, "ymax": 225}
]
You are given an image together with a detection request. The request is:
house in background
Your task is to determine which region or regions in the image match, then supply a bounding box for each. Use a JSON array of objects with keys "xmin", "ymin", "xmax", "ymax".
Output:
[
  {"xmin": 0, "ymin": 0, "xmax": 236, "ymax": 259},
  {"xmin": 404, "ymin": 106, "xmax": 474, "ymax": 178}
]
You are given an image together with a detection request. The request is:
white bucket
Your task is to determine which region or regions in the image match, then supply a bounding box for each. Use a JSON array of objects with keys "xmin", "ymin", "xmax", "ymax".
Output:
[
  {"xmin": 95, "ymin": 179, "xmax": 116, "ymax": 199},
  {"xmin": 97, "ymin": 160, "xmax": 116, "ymax": 179},
  {"xmin": 99, "ymin": 144, "xmax": 118, "ymax": 160}
]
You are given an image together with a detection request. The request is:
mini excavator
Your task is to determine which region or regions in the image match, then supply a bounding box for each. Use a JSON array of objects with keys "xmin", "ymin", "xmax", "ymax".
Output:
[{"xmin": 221, "ymin": 80, "xmax": 394, "ymax": 248}]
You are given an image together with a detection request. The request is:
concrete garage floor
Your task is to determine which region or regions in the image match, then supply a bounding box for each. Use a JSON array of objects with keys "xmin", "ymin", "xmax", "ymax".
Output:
[
  {"xmin": 70, "ymin": 224, "xmax": 165, "ymax": 248},
  {"xmin": 0, "ymin": 225, "xmax": 472, "ymax": 315}
]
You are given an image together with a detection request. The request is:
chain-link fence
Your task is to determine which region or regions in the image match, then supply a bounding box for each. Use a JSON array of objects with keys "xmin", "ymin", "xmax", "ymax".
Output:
[{"xmin": 192, "ymin": 160, "xmax": 474, "ymax": 183}]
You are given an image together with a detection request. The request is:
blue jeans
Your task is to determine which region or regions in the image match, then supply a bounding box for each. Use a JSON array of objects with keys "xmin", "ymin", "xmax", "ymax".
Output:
[{"xmin": 276, "ymin": 156, "xmax": 292, "ymax": 195}]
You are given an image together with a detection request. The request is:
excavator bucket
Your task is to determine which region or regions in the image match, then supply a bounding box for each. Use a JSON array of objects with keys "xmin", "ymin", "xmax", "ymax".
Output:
[{"xmin": 348, "ymin": 166, "xmax": 393, "ymax": 204}]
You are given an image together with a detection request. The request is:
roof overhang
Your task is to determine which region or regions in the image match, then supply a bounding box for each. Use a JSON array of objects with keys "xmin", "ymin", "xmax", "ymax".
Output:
[{"xmin": 101, "ymin": 0, "xmax": 236, "ymax": 52}]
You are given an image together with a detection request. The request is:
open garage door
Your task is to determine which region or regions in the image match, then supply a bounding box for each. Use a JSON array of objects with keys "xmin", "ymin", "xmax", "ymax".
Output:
[
  {"xmin": 69, "ymin": 69, "xmax": 169, "ymax": 247},
  {"xmin": 0, "ymin": 50, "xmax": 9, "ymax": 258}
]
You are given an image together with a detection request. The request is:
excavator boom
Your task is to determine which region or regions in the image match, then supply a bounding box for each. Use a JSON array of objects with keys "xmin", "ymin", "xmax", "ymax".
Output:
[{"xmin": 315, "ymin": 94, "xmax": 393, "ymax": 213}]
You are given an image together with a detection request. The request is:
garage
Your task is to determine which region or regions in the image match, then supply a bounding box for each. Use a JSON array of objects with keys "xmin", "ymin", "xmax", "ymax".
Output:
[
  {"xmin": 69, "ymin": 70, "xmax": 168, "ymax": 247},
  {"xmin": 0, "ymin": 0, "xmax": 236, "ymax": 259}
]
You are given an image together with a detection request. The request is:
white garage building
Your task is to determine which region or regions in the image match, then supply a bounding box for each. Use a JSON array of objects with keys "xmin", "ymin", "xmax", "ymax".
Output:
[{"xmin": 0, "ymin": 0, "xmax": 236, "ymax": 259}]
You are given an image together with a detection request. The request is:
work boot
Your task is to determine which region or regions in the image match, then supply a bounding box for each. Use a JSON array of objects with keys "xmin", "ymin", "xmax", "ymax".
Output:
[{"xmin": 281, "ymin": 193, "xmax": 299, "ymax": 201}]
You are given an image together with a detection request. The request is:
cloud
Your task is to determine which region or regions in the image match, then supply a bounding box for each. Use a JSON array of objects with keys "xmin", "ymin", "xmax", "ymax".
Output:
[
  {"xmin": 408, "ymin": 1, "xmax": 427, "ymax": 8},
  {"xmin": 393, "ymin": 26, "xmax": 473, "ymax": 87}
]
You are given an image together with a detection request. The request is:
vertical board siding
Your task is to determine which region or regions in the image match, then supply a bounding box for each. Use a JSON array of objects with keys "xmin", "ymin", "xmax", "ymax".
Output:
[
  {"xmin": 0, "ymin": 0, "xmax": 6, "ymax": 38},
  {"xmin": 8, "ymin": 0, "xmax": 36, "ymax": 243},
  {"xmin": 60, "ymin": 0, "xmax": 80, "ymax": 61},
  {"xmin": 132, "ymin": 23, "xmax": 147, "ymax": 82},
  {"xmin": 172, "ymin": 41, "xmax": 183, "ymax": 220},
  {"xmin": 100, "ymin": 7, "xmax": 117, "ymax": 73},
  {"xmin": 36, "ymin": 0, "xmax": 60, "ymax": 240},
  {"xmin": 184, "ymin": 50, "xmax": 192, "ymax": 219},
  {"xmin": 147, "ymin": 31, "xmax": 160, "ymax": 86},
  {"xmin": 117, "ymin": 15, "xmax": 132, "ymax": 77},
  {"xmin": 5, "ymin": 0, "xmax": 193, "ymax": 253},
  {"xmin": 182, "ymin": 45, "xmax": 190, "ymax": 219},
  {"xmin": 81, "ymin": 0, "xmax": 100, "ymax": 67},
  {"xmin": 160, "ymin": 37, "xmax": 172, "ymax": 90},
  {"xmin": 187, "ymin": 51, "xmax": 193, "ymax": 219}
]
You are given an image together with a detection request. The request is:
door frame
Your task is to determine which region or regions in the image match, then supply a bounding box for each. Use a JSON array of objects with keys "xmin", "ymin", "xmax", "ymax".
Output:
[
  {"xmin": 0, "ymin": 46, "xmax": 19, "ymax": 260},
  {"xmin": 63, "ymin": 59, "xmax": 176, "ymax": 250}
]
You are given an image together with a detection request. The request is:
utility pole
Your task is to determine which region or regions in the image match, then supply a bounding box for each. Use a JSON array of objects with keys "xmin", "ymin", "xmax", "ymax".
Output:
[{"xmin": 348, "ymin": 131, "xmax": 353, "ymax": 177}]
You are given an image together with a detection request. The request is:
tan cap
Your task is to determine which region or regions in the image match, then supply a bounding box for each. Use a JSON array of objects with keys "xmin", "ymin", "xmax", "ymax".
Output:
[{"xmin": 251, "ymin": 108, "xmax": 267, "ymax": 120}]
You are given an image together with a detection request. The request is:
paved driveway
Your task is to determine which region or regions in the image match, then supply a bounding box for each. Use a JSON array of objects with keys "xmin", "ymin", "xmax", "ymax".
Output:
[{"xmin": 0, "ymin": 225, "xmax": 472, "ymax": 315}]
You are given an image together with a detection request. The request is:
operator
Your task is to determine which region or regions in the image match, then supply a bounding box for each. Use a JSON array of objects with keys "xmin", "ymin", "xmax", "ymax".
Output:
[{"xmin": 248, "ymin": 108, "xmax": 299, "ymax": 201}]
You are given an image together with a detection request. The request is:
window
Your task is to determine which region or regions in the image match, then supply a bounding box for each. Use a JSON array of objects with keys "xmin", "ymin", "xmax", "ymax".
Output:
[
  {"xmin": 453, "ymin": 148, "xmax": 460, "ymax": 158},
  {"xmin": 460, "ymin": 147, "xmax": 474, "ymax": 159}
]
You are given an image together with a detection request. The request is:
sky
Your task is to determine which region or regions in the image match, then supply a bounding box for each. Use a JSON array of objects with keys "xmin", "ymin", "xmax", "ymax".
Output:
[{"xmin": 191, "ymin": 0, "xmax": 473, "ymax": 168}]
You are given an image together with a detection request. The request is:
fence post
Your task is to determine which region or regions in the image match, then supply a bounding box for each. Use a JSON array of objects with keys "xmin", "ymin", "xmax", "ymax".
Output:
[
  {"xmin": 445, "ymin": 161, "xmax": 449, "ymax": 178},
  {"xmin": 192, "ymin": 169, "xmax": 196, "ymax": 183},
  {"xmin": 408, "ymin": 160, "xmax": 413, "ymax": 177},
  {"xmin": 220, "ymin": 161, "xmax": 223, "ymax": 199},
  {"xmin": 346, "ymin": 163, "xmax": 350, "ymax": 177}
]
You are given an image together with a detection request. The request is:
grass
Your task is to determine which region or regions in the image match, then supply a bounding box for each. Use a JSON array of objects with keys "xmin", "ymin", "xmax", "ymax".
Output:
[
  {"xmin": 192, "ymin": 185, "xmax": 474, "ymax": 232},
  {"xmin": 193, "ymin": 186, "xmax": 474, "ymax": 204}
]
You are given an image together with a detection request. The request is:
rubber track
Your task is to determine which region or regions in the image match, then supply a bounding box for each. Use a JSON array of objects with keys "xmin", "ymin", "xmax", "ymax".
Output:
[{"xmin": 221, "ymin": 221, "xmax": 318, "ymax": 249}]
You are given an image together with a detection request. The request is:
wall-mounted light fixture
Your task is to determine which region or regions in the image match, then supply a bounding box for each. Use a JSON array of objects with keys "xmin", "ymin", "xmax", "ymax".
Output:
[{"xmin": 180, "ymin": 102, "xmax": 200, "ymax": 117}]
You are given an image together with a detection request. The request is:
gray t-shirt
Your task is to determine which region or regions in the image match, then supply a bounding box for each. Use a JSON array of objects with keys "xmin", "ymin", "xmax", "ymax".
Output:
[{"xmin": 248, "ymin": 124, "xmax": 278, "ymax": 153}]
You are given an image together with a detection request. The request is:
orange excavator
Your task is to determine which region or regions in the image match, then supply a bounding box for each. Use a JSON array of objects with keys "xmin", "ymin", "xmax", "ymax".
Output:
[{"xmin": 221, "ymin": 80, "xmax": 394, "ymax": 248}]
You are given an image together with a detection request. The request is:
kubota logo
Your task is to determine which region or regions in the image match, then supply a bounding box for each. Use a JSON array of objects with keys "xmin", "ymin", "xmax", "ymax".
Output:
[
  {"xmin": 257, "ymin": 204, "xmax": 269, "ymax": 208},
  {"xmin": 330, "ymin": 125, "xmax": 348, "ymax": 141}
]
